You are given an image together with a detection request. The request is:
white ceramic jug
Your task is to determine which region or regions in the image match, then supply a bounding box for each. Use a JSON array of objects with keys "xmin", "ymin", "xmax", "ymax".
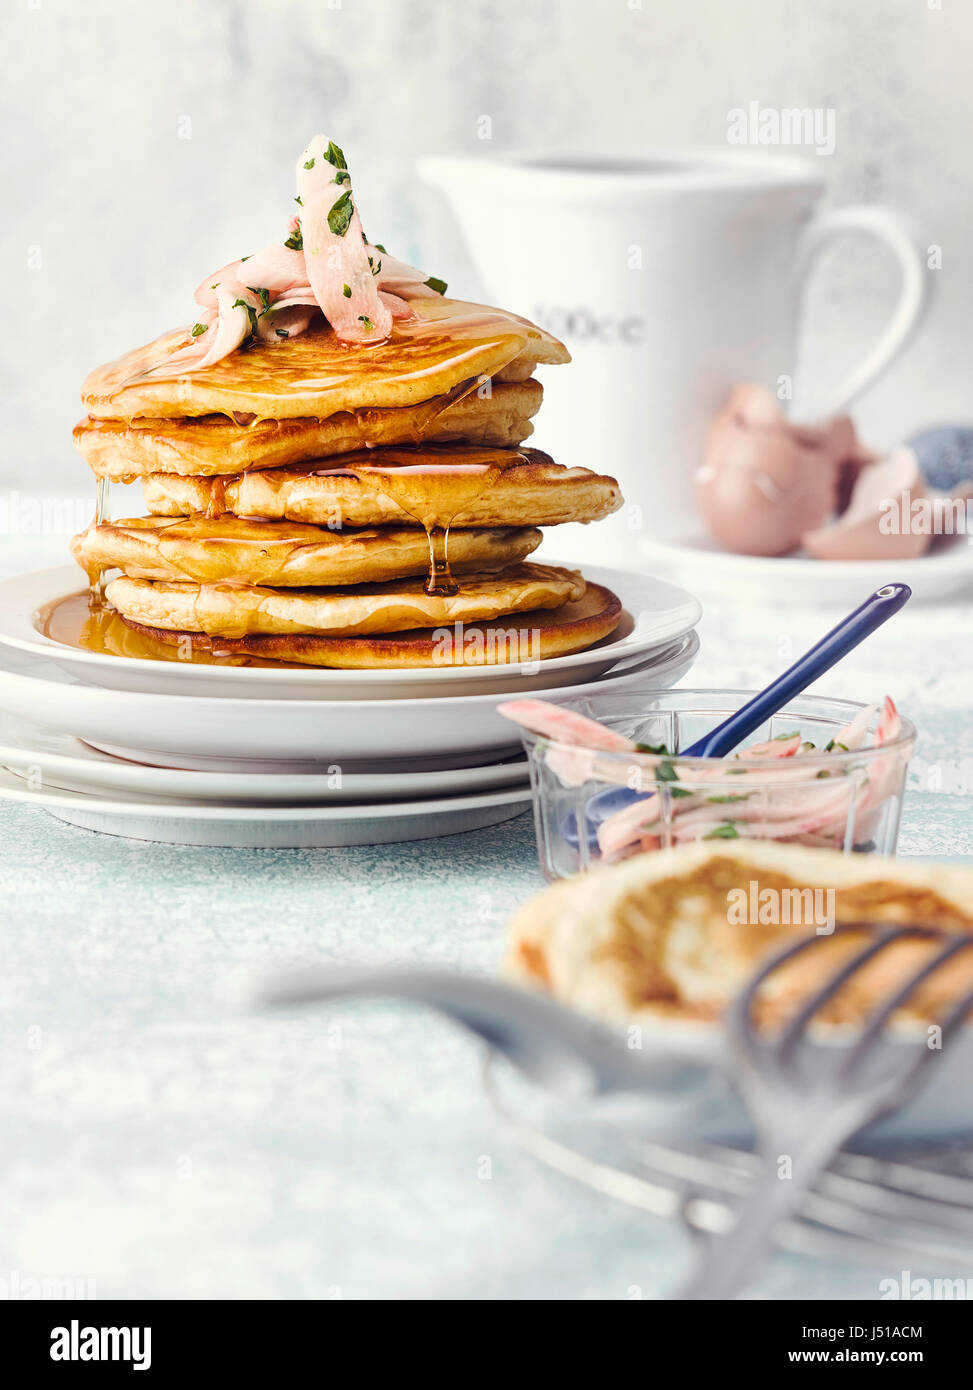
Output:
[{"xmin": 418, "ymin": 149, "xmax": 929, "ymax": 568}]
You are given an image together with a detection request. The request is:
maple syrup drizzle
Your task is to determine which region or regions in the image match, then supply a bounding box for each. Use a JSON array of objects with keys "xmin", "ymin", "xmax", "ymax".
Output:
[
  {"xmin": 337, "ymin": 371, "xmax": 496, "ymax": 593},
  {"xmin": 426, "ymin": 526, "xmax": 453, "ymax": 596},
  {"xmin": 204, "ymin": 473, "xmax": 236, "ymax": 519},
  {"xmin": 308, "ymin": 449, "xmax": 518, "ymax": 596},
  {"xmin": 86, "ymin": 476, "xmax": 112, "ymax": 605}
]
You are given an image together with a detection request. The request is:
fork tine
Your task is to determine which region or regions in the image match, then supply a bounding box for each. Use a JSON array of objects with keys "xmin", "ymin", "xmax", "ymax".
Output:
[
  {"xmin": 775, "ymin": 926, "xmax": 927, "ymax": 1066},
  {"xmin": 726, "ymin": 929, "xmax": 843, "ymax": 1062},
  {"xmin": 841, "ymin": 934, "xmax": 973, "ymax": 1079},
  {"xmin": 887, "ymin": 983, "xmax": 973, "ymax": 1103},
  {"xmin": 934, "ymin": 980, "xmax": 973, "ymax": 1042}
]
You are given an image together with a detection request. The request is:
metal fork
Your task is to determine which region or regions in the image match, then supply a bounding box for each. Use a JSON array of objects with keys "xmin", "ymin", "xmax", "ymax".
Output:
[
  {"xmin": 254, "ymin": 961, "xmax": 704, "ymax": 1096},
  {"xmin": 674, "ymin": 922, "xmax": 973, "ymax": 1299}
]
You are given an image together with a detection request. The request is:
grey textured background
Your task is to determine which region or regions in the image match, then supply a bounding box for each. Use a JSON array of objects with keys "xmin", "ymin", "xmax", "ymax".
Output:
[{"xmin": 1, "ymin": 0, "xmax": 971, "ymax": 494}]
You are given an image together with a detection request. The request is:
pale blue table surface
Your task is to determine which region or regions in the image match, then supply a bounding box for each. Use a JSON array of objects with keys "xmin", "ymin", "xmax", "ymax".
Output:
[{"xmin": 1, "ymin": 522, "xmax": 971, "ymax": 1299}]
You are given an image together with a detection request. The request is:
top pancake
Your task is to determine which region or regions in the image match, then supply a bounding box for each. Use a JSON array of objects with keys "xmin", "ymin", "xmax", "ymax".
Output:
[{"xmin": 81, "ymin": 297, "xmax": 570, "ymax": 423}]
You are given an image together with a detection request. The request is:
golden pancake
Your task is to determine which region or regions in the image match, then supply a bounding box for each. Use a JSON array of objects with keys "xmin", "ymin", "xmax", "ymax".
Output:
[
  {"xmin": 114, "ymin": 582, "xmax": 623, "ymax": 668},
  {"xmin": 142, "ymin": 447, "xmax": 624, "ymax": 529},
  {"xmin": 73, "ymin": 380, "xmax": 542, "ymax": 479},
  {"xmin": 506, "ymin": 842, "xmax": 973, "ymax": 1030},
  {"xmin": 104, "ymin": 563, "xmax": 586, "ymax": 639},
  {"xmin": 72, "ymin": 515, "xmax": 542, "ymax": 587},
  {"xmin": 82, "ymin": 298, "xmax": 569, "ymax": 422}
]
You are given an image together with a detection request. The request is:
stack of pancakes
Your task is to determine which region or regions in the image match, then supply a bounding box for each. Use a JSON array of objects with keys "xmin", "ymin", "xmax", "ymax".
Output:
[{"xmin": 72, "ymin": 296, "xmax": 624, "ymax": 668}]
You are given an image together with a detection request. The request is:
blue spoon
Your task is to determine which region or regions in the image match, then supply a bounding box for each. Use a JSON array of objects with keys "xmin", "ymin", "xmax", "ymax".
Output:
[{"xmin": 565, "ymin": 582, "xmax": 912, "ymax": 851}]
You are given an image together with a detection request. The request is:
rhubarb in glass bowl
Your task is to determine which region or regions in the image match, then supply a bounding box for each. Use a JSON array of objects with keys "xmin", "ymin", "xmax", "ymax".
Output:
[{"xmin": 506, "ymin": 688, "xmax": 916, "ymax": 882}]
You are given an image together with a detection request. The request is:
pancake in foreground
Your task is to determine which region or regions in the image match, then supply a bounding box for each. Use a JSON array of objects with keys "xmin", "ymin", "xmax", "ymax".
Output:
[
  {"xmin": 73, "ymin": 515, "xmax": 542, "ymax": 586},
  {"xmin": 507, "ymin": 841, "xmax": 973, "ymax": 1028},
  {"xmin": 115, "ymin": 581, "xmax": 623, "ymax": 668},
  {"xmin": 104, "ymin": 564, "xmax": 587, "ymax": 638}
]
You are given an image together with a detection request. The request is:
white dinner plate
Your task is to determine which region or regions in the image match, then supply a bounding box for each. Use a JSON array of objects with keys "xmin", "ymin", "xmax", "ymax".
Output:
[
  {"xmin": 0, "ymin": 631, "xmax": 700, "ymax": 769},
  {"xmin": 0, "ymin": 564, "xmax": 703, "ymax": 699},
  {"xmin": 0, "ymin": 711, "xmax": 529, "ymax": 803},
  {"xmin": 640, "ymin": 530, "xmax": 973, "ymax": 606},
  {"xmin": 0, "ymin": 764, "xmax": 533, "ymax": 847}
]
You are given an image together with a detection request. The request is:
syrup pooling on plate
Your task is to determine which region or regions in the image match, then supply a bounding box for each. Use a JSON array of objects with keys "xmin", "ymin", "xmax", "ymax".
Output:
[{"xmin": 38, "ymin": 591, "xmax": 301, "ymax": 668}]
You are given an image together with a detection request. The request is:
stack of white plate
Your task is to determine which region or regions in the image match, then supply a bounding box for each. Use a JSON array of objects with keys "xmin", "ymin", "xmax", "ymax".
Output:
[{"xmin": 0, "ymin": 563, "xmax": 702, "ymax": 847}]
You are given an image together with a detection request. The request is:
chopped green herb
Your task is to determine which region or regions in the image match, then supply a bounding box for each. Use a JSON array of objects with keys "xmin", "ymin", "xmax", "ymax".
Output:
[
  {"xmin": 424, "ymin": 275, "xmax": 448, "ymax": 295},
  {"xmin": 634, "ymin": 741, "xmax": 671, "ymax": 755},
  {"xmin": 702, "ymin": 823, "xmax": 741, "ymax": 840},
  {"xmin": 816, "ymin": 769, "xmax": 832, "ymax": 779},
  {"xmin": 190, "ymin": 322, "xmax": 207, "ymax": 337},
  {"xmin": 247, "ymin": 286, "xmax": 271, "ymax": 313},
  {"xmin": 373, "ymin": 242, "xmax": 388, "ymax": 254},
  {"xmin": 342, "ymin": 283, "xmax": 352, "ymax": 298},
  {"xmin": 210, "ymin": 282, "xmax": 220, "ymax": 290},
  {"xmin": 774, "ymin": 730, "xmax": 800, "ymax": 740},
  {"xmin": 334, "ymin": 169, "xmax": 351, "ymax": 186},
  {"xmin": 231, "ymin": 298, "xmax": 260, "ymax": 341},
  {"xmin": 800, "ymin": 741, "xmax": 817, "ymax": 752},
  {"xmin": 358, "ymin": 315, "xmax": 374, "ymax": 330},
  {"xmin": 303, "ymin": 157, "xmax": 315, "ymax": 170},
  {"xmin": 284, "ymin": 224, "xmax": 303, "ymax": 251},
  {"xmin": 275, "ymin": 328, "xmax": 289, "ymax": 338},
  {"xmin": 324, "ymin": 140, "xmax": 347, "ymax": 171},
  {"xmin": 240, "ymin": 254, "xmax": 252, "ymax": 262},
  {"xmin": 328, "ymin": 189, "xmax": 354, "ymax": 237},
  {"xmin": 706, "ymin": 792, "xmax": 751, "ymax": 804},
  {"xmin": 655, "ymin": 759, "xmax": 692, "ymax": 797},
  {"xmin": 294, "ymin": 195, "xmax": 303, "ymax": 206},
  {"xmin": 825, "ymin": 739, "xmax": 849, "ymax": 753}
]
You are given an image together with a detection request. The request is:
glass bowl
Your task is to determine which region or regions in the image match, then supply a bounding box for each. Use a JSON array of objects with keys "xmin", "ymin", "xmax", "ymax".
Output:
[{"xmin": 519, "ymin": 688, "xmax": 917, "ymax": 881}]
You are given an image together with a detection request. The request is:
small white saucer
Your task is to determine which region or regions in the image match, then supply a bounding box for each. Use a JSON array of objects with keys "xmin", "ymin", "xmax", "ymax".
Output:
[
  {"xmin": 0, "ymin": 763, "xmax": 533, "ymax": 848},
  {"xmin": 640, "ymin": 531, "xmax": 973, "ymax": 605}
]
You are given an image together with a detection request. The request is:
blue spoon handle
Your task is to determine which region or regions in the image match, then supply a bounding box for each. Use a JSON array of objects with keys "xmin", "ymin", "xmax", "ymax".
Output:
[{"xmin": 683, "ymin": 582, "xmax": 912, "ymax": 759}]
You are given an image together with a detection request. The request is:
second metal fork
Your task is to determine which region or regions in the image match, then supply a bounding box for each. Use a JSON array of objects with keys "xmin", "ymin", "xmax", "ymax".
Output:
[{"xmin": 674, "ymin": 922, "xmax": 973, "ymax": 1299}]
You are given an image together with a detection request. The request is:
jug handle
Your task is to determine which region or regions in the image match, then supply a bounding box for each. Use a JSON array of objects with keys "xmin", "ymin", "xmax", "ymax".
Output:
[{"xmin": 794, "ymin": 205, "xmax": 930, "ymax": 418}]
